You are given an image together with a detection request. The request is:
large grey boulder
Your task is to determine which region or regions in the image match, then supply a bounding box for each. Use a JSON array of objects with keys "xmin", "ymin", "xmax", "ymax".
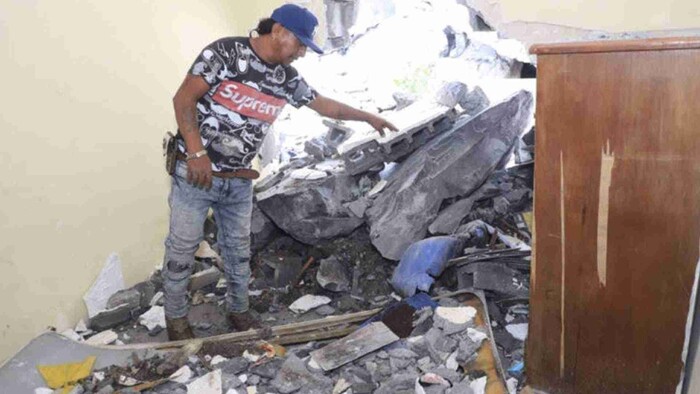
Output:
[
  {"xmin": 366, "ymin": 91, "xmax": 533, "ymax": 260},
  {"xmin": 256, "ymin": 167, "xmax": 364, "ymax": 245}
]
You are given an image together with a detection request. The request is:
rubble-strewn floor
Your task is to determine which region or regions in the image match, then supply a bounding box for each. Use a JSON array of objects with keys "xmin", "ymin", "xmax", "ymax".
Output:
[
  {"xmin": 51, "ymin": 217, "xmax": 531, "ymax": 393},
  {"xmin": 27, "ymin": 1, "xmax": 540, "ymax": 393}
]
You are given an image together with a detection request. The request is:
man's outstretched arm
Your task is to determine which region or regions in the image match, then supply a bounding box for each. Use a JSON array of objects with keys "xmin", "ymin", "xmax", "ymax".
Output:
[{"xmin": 308, "ymin": 94, "xmax": 398, "ymax": 136}]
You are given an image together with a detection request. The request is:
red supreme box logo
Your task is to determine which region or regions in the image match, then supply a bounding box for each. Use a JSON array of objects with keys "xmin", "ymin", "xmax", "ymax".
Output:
[{"xmin": 213, "ymin": 81, "xmax": 287, "ymax": 123}]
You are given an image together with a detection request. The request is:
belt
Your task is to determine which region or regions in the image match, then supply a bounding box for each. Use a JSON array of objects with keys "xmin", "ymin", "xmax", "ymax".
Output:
[{"xmin": 176, "ymin": 152, "xmax": 260, "ymax": 180}]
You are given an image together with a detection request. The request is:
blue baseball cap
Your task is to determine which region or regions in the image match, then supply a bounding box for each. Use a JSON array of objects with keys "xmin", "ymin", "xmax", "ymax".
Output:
[{"xmin": 271, "ymin": 4, "xmax": 324, "ymax": 54}]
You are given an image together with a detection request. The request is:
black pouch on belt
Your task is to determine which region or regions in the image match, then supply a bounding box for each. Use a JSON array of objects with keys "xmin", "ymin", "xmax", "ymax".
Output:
[{"xmin": 162, "ymin": 131, "xmax": 178, "ymax": 175}]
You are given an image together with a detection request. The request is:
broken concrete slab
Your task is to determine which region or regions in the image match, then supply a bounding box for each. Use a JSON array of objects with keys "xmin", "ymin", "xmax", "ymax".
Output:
[
  {"xmin": 304, "ymin": 137, "xmax": 332, "ymax": 160},
  {"xmin": 188, "ymin": 267, "xmax": 222, "ymax": 292},
  {"xmin": 256, "ymin": 172, "xmax": 364, "ymax": 245},
  {"xmin": 250, "ymin": 358, "xmax": 284, "ymax": 379},
  {"xmin": 132, "ymin": 281, "xmax": 157, "ymax": 309},
  {"xmin": 169, "ymin": 365, "xmax": 193, "ymax": 384},
  {"xmin": 374, "ymin": 373, "xmax": 420, "ymax": 394},
  {"xmin": 186, "ymin": 369, "xmax": 222, "ymax": 394},
  {"xmin": 460, "ymin": 86, "xmax": 490, "ymax": 116},
  {"xmin": 429, "ymin": 166, "xmax": 524, "ymax": 236},
  {"xmin": 338, "ymin": 101, "xmax": 456, "ymax": 176},
  {"xmin": 457, "ymin": 263, "xmax": 529, "ymax": 298},
  {"xmin": 424, "ymin": 328, "xmax": 459, "ymax": 363},
  {"xmin": 316, "ymin": 256, "xmax": 350, "ymax": 292},
  {"xmin": 83, "ymin": 253, "xmax": 125, "ymax": 318},
  {"xmin": 367, "ymin": 91, "xmax": 534, "ymax": 260},
  {"xmin": 435, "ymin": 81, "xmax": 468, "ymax": 108},
  {"xmin": 314, "ymin": 305, "xmax": 336, "ymax": 316},
  {"xmin": 344, "ymin": 197, "xmax": 370, "ymax": 218},
  {"xmin": 505, "ymin": 323, "xmax": 528, "ymax": 341},
  {"xmin": 271, "ymin": 355, "xmax": 333, "ymax": 394},
  {"xmin": 85, "ymin": 330, "xmax": 118, "ymax": 346},
  {"xmin": 288, "ymin": 295, "xmax": 332, "ymax": 314},
  {"xmin": 433, "ymin": 306, "xmax": 477, "ymax": 335},
  {"xmin": 195, "ymin": 240, "xmax": 220, "ymax": 260},
  {"xmin": 138, "ymin": 306, "xmax": 166, "ymax": 331},
  {"xmin": 310, "ymin": 322, "xmax": 400, "ymax": 371},
  {"xmin": 105, "ymin": 288, "xmax": 141, "ymax": 311},
  {"xmin": 88, "ymin": 304, "xmax": 132, "ymax": 331}
]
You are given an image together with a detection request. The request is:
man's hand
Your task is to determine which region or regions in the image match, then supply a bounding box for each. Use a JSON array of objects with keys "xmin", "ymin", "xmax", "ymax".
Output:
[
  {"xmin": 365, "ymin": 113, "xmax": 398, "ymax": 137},
  {"xmin": 308, "ymin": 95, "xmax": 399, "ymax": 136},
  {"xmin": 187, "ymin": 155, "xmax": 213, "ymax": 189}
]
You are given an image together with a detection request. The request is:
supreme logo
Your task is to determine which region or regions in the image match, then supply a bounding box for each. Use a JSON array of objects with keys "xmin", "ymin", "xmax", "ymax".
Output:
[{"xmin": 212, "ymin": 81, "xmax": 287, "ymax": 123}]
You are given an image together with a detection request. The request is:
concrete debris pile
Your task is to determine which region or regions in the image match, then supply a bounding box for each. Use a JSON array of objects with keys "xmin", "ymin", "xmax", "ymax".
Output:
[
  {"xmin": 253, "ymin": 89, "xmax": 533, "ymax": 260},
  {"xmin": 51, "ymin": 293, "xmax": 518, "ymax": 394}
]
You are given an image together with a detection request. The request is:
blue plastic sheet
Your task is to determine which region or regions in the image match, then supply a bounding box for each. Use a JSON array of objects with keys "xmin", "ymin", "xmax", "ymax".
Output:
[{"xmin": 390, "ymin": 236, "xmax": 462, "ymax": 297}]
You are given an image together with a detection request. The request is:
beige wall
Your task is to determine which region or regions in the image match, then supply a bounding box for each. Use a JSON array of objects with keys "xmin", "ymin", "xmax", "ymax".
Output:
[
  {"xmin": 0, "ymin": 0, "xmax": 286, "ymax": 362},
  {"xmin": 498, "ymin": 0, "xmax": 700, "ymax": 32}
]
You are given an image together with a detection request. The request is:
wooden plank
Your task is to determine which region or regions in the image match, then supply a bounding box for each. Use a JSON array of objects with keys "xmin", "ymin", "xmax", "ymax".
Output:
[
  {"xmin": 90, "ymin": 308, "xmax": 381, "ymax": 351},
  {"xmin": 310, "ymin": 322, "xmax": 399, "ymax": 371},
  {"xmin": 528, "ymin": 43, "xmax": 700, "ymax": 393}
]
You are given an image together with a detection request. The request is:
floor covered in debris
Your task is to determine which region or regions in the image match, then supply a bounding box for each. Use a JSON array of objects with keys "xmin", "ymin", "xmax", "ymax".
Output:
[{"xmin": 3, "ymin": 1, "xmax": 541, "ymax": 393}]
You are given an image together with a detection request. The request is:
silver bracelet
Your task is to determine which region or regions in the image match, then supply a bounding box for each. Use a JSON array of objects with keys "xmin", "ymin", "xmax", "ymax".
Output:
[{"xmin": 186, "ymin": 149, "xmax": 208, "ymax": 161}]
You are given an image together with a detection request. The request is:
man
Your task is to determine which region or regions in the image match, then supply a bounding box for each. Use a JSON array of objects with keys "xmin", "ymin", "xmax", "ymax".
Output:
[
  {"xmin": 324, "ymin": 0, "xmax": 358, "ymax": 49},
  {"xmin": 163, "ymin": 4, "xmax": 397, "ymax": 340}
]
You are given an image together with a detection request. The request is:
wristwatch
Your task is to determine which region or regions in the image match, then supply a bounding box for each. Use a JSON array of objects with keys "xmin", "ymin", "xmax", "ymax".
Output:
[{"xmin": 186, "ymin": 149, "xmax": 208, "ymax": 161}]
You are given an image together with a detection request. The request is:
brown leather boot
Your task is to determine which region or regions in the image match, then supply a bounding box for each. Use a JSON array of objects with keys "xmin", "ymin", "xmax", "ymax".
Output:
[
  {"xmin": 228, "ymin": 311, "xmax": 262, "ymax": 332},
  {"xmin": 166, "ymin": 317, "xmax": 195, "ymax": 341}
]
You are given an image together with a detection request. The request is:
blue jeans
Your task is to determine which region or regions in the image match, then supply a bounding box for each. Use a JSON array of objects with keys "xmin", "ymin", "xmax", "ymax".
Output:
[{"xmin": 163, "ymin": 161, "xmax": 253, "ymax": 319}]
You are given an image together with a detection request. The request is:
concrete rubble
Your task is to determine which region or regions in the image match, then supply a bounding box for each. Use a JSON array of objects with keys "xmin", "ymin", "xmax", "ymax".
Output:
[
  {"xmin": 367, "ymin": 90, "xmax": 533, "ymax": 260},
  {"xmin": 52, "ymin": 289, "xmax": 509, "ymax": 394}
]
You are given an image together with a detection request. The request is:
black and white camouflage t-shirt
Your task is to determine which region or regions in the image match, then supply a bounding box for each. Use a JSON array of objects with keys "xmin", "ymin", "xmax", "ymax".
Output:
[{"xmin": 179, "ymin": 37, "xmax": 317, "ymax": 172}]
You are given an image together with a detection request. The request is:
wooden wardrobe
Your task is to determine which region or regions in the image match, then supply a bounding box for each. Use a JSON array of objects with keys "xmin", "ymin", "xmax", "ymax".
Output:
[{"xmin": 527, "ymin": 37, "xmax": 700, "ymax": 393}]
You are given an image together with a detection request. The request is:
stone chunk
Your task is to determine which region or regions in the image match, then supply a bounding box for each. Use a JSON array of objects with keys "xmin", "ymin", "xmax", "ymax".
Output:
[
  {"xmin": 435, "ymin": 82, "xmax": 468, "ymax": 108},
  {"xmin": 388, "ymin": 348, "xmax": 419, "ymax": 359},
  {"xmin": 138, "ymin": 305, "xmax": 166, "ymax": 331},
  {"xmin": 457, "ymin": 263, "xmax": 529, "ymax": 298},
  {"xmin": 218, "ymin": 357, "xmax": 250, "ymax": 375},
  {"xmin": 506, "ymin": 323, "xmax": 528, "ymax": 341},
  {"xmin": 189, "ymin": 267, "xmax": 222, "ymax": 292},
  {"xmin": 250, "ymin": 358, "xmax": 284, "ymax": 379},
  {"xmin": 374, "ymin": 373, "xmax": 419, "ymax": 394},
  {"xmin": 316, "ymin": 256, "xmax": 350, "ymax": 292},
  {"xmin": 257, "ymin": 173, "xmax": 364, "ymax": 245},
  {"xmin": 314, "ymin": 305, "xmax": 336, "ymax": 316},
  {"xmin": 433, "ymin": 307, "xmax": 477, "ymax": 335},
  {"xmin": 424, "ymin": 328, "xmax": 458, "ymax": 363},
  {"xmin": 460, "ymin": 86, "xmax": 490, "ymax": 116},
  {"xmin": 88, "ymin": 304, "xmax": 132, "ymax": 331},
  {"xmin": 106, "ymin": 288, "xmax": 141, "ymax": 311},
  {"xmin": 271, "ymin": 355, "xmax": 332, "ymax": 394},
  {"xmin": 289, "ymin": 295, "xmax": 332, "ymax": 314},
  {"xmin": 186, "ymin": 370, "xmax": 222, "ymax": 394},
  {"xmin": 85, "ymin": 329, "xmax": 118, "ymax": 345}
]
